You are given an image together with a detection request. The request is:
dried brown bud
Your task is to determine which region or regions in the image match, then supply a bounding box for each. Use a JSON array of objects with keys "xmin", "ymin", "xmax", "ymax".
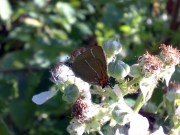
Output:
[
  {"xmin": 138, "ymin": 52, "xmax": 163, "ymax": 77},
  {"xmin": 72, "ymin": 97, "xmax": 90, "ymax": 123},
  {"xmin": 159, "ymin": 44, "xmax": 180, "ymax": 66}
]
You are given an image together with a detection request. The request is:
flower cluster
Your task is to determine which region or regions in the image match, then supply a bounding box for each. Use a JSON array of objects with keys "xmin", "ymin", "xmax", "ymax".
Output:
[{"xmin": 32, "ymin": 41, "xmax": 180, "ymax": 135}]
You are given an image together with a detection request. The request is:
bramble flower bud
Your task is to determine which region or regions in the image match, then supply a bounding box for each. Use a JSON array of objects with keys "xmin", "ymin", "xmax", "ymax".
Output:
[
  {"xmin": 50, "ymin": 63, "xmax": 74, "ymax": 83},
  {"xmin": 159, "ymin": 44, "xmax": 180, "ymax": 66},
  {"xmin": 108, "ymin": 60, "xmax": 130, "ymax": 80},
  {"xmin": 73, "ymin": 79, "xmax": 91, "ymax": 100},
  {"xmin": 72, "ymin": 97, "xmax": 93, "ymax": 123},
  {"xmin": 103, "ymin": 40, "xmax": 122, "ymax": 58},
  {"xmin": 62, "ymin": 84, "xmax": 80, "ymax": 104},
  {"xmin": 138, "ymin": 52, "xmax": 163, "ymax": 77},
  {"xmin": 129, "ymin": 64, "xmax": 142, "ymax": 78},
  {"xmin": 71, "ymin": 97, "xmax": 111, "ymax": 133}
]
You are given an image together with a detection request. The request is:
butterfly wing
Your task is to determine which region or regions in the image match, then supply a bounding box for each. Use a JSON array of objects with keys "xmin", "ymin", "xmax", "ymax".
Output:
[
  {"xmin": 90, "ymin": 46, "xmax": 107, "ymax": 72},
  {"xmin": 72, "ymin": 57, "xmax": 103, "ymax": 85},
  {"xmin": 71, "ymin": 46, "xmax": 108, "ymax": 87}
]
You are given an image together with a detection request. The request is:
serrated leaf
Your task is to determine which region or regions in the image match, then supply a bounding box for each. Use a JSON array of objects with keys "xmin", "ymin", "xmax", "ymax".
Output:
[
  {"xmin": 164, "ymin": 66, "xmax": 175, "ymax": 86},
  {"xmin": 139, "ymin": 77, "xmax": 157, "ymax": 102}
]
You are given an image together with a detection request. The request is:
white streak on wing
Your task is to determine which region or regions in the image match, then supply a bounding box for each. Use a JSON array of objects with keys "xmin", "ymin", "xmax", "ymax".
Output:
[
  {"xmin": 32, "ymin": 89, "xmax": 58, "ymax": 105},
  {"xmin": 90, "ymin": 48, "xmax": 96, "ymax": 58},
  {"xmin": 85, "ymin": 60, "xmax": 100, "ymax": 78}
]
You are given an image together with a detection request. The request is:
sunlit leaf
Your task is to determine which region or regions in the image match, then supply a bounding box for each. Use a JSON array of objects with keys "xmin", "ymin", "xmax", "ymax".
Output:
[
  {"xmin": 139, "ymin": 77, "xmax": 157, "ymax": 102},
  {"xmin": 164, "ymin": 66, "xmax": 175, "ymax": 86}
]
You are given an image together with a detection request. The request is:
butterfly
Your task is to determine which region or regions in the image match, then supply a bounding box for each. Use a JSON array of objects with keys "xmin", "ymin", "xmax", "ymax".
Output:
[{"xmin": 70, "ymin": 46, "xmax": 109, "ymax": 88}]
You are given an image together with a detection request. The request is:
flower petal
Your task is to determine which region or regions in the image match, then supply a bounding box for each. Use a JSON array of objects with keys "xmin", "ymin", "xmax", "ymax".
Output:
[
  {"xmin": 129, "ymin": 113, "xmax": 149, "ymax": 135},
  {"xmin": 32, "ymin": 89, "xmax": 58, "ymax": 105}
]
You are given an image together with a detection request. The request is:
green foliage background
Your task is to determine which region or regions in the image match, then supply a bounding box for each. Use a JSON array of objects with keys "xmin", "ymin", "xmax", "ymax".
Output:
[{"xmin": 0, "ymin": 0, "xmax": 180, "ymax": 134}]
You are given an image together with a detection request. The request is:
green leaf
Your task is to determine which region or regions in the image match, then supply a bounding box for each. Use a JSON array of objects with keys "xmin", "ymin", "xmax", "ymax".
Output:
[
  {"xmin": 0, "ymin": 118, "xmax": 11, "ymax": 135},
  {"xmin": 139, "ymin": 77, "xmax": 157, "ymax": 102}
]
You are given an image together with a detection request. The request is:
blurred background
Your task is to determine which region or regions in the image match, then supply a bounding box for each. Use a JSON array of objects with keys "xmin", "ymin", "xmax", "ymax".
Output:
[{"xmin": 0, "ymin": 0, "xmax": 180, "ymax": 135}]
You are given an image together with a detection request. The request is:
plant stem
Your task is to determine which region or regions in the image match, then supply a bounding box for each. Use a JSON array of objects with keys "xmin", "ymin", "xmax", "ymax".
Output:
[
  {"xmin": 127, "ymin": 77, "xmax": 141, "ymax": 87},
  {"xmin": 133, "ymin": 93, "xmax": 144, "ymax": 112}
]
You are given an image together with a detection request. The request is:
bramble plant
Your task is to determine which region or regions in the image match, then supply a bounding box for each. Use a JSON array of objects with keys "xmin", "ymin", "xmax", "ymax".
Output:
[{"xmin": 32, "ymin": 39, "xmax": 180, "ymax": 135}]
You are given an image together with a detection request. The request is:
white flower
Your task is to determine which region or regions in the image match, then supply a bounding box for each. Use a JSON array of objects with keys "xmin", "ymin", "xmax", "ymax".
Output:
[
  {"xmin": 150, "ymin": 126, "xmax": 166, "ymax": 135},
  {"xmin": 128, "ymin": 113, "xmax": 149, "ymax": 135}
]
